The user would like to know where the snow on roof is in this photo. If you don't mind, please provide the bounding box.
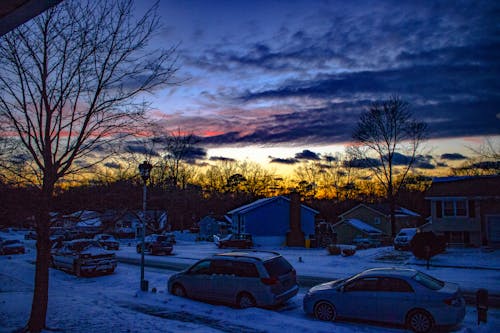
[227,196,319,215]
[396,207,420,217]
[76,217,102,228]
[344,218,383,234]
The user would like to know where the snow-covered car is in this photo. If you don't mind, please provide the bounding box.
[93,234,120,250]
[0,239,25,255]
[51,239,117,276]
[303,267,466,333]
[394,228,419,250]
[168,251,299,308]
[136,234,173,255]
[215,233,253,249]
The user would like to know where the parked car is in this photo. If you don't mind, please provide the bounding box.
[394,228,419,250]
[0,239,25,255]
[93,234,120,250]
[303,267,465,333]
[352,237,380,249]
[136,234,173,255]
[168,250,299,308]
[51,239,117,276]
[216,233,253,249]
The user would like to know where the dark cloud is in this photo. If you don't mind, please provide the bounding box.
[104,162,121,169]
[441,153,467,160]
[347,157,382,168]
[209,156,236,162]
[125,145,160,156]
[269,157,299,165]
[173,146,207,164]
[295,149,320,160]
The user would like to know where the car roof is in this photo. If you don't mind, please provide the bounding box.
[213,250,281,262]
[358,267,418,278]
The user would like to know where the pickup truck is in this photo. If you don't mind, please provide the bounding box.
[51,239,117,276]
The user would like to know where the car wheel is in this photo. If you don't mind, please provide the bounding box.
[237,292,256,309]
[407,309,434,333]
[314,301,337,321]
[171,283,186,297]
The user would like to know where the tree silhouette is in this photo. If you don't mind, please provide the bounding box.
[0,0,178,331]
[350,96,427,237]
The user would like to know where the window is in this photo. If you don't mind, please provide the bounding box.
[378,277,414,292]
[374,217,381,225]
[345,277,379,292]
[189,260,212,275]
[442,200,468,217]
[235,262,259,278]
[412,271,444,290]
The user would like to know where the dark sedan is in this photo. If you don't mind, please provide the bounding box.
[0,239,25,255]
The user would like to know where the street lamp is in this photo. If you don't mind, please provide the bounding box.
[138,160,152,291]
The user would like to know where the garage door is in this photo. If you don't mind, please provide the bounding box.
[487,216,500,247]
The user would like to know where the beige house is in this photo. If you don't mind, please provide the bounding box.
[333,203,421,245]
[423,176,500,247]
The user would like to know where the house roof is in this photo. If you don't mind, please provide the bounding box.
[426,175,500,198]
[227,196,319,215]
[339,203,420,218]
[335,218,383,235]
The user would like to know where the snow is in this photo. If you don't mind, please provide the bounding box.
[1,230,499,332]
[339,219,383,234]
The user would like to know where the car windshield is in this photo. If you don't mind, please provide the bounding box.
[264,256,292,277]
[412,271,445,290]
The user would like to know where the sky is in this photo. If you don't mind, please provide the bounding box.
[136,0,499,171]
[1,230,499,332]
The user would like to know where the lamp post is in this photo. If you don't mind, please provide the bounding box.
[138,160,152,291]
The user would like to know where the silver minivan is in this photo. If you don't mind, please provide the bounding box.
[168,251,299,308]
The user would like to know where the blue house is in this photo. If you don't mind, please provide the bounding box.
[198,215,231,241]
[227,195,318,247]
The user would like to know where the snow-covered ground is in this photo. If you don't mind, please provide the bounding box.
[1,230,499,332]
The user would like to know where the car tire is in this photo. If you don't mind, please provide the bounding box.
[237,292,256,309]
[407,309,434,333]
[171,283,186,297]
[314,301,337,321]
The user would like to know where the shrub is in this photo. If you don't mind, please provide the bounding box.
[327,244,341,255]
[410,231,447,260]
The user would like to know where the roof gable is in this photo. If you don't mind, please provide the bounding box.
[335,218,383,234]
[227,196,319,215]
[339,203,420,218]
[426,175,500,198]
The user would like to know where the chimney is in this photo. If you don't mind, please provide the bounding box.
[286,191,305,246]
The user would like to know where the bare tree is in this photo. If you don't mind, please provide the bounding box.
[0,1,178,331]
[452,137,500,176]
[350,96,427,237]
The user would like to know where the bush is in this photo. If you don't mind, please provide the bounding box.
[327,244,341,255]
[410,232,446,260]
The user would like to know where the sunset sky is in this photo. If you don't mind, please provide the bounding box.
[135,0,499,173]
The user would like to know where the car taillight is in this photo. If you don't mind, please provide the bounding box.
[261,277,279,285]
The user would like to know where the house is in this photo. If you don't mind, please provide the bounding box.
[112,210,168,238]
[197,215,231,241]
[333,203,421,245]
[423,176,500,247]
[226,193,318,247]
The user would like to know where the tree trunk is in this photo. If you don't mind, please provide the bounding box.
[389,194,396,238]
[27,183,53,332]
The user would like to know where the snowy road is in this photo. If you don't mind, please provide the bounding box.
[1,253,499,333]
